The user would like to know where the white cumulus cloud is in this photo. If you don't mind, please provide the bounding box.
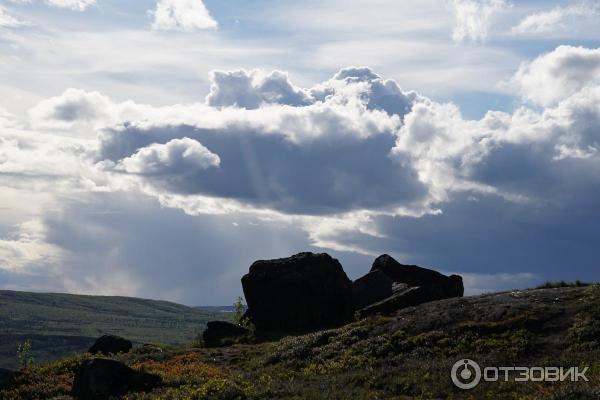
[393,75,600,207]
[511,45,600,107]
[206,70,312,109]
[117,137,221,175]
[151,0,218,32]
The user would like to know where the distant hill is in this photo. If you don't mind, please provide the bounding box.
[195,305,236,313]
[0,290,231,369]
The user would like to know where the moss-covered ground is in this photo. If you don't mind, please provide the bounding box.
[2,285,599,399]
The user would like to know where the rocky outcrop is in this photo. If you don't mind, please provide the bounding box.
[88,335,132,356]
[72,358,160,400]
[0,368,16,391]
[240,252,464,330]
[242,252,354,332]
[202,321,250,347]
[352,270,393,310]
[371,254,464,298]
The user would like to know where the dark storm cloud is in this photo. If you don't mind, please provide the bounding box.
[372,192,599,282]
[100,125,427,215]
[93,67,427,215]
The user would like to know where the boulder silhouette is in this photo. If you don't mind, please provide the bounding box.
[88,335,132,356]
[0,368,16,391]
[242,252,354,332]
[72,358,160,400]
[202,321,249,347]
[352,254,464,317]
[352,270,393,310]
[371,254,464,298]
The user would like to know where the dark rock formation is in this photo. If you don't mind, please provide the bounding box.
[0,368,16,391]
[242,252,354,332]
[371,254,464,298]
[202,321,250,347]
[352,270,393,310]
[351,254,464,317]
[88,335,132,356]
[72,358,160,400]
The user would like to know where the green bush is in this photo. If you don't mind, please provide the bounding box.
[233,296,256,335]
[16,340,34,369]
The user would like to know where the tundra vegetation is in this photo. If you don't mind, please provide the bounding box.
[1,254,598,399]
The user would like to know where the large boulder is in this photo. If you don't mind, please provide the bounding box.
[0,368,16,390]
[88,335,132,356]
[242,252,354,332]
[371,254,464,298]
[72,358,160,400]
[352,270,393,310]
[202,321,250,347]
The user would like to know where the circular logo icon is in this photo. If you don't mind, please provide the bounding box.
[451,359,481,390]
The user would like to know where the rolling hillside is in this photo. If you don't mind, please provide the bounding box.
[0,290,231,369]
[2,285,599,399]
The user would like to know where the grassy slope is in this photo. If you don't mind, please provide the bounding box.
[2,285,600,399]
[0,290,231,369]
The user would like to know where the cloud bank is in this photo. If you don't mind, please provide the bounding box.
[2,45,600,303]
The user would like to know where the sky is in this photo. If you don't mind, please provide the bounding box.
[0,0,599,305]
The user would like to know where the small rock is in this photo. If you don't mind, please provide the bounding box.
[72,358,160,400]
[392,282,411,293]
[202,320,249,347]
[136,343,163,354]
[88,335,133,356]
